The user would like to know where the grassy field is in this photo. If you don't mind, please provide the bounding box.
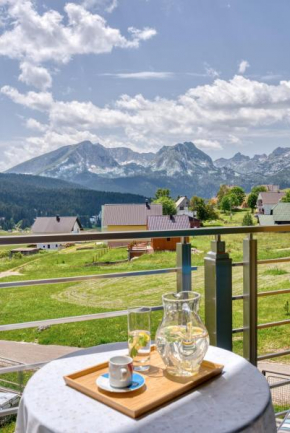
[2,210,290,431]
[1,211,290,357]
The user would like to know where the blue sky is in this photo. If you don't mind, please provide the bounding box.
[1,0,290,171]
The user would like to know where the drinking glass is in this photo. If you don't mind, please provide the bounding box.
[128,307,151,371]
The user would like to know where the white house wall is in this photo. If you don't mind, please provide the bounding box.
[263,204,275,215]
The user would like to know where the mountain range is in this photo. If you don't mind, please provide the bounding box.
[6,141,290,197]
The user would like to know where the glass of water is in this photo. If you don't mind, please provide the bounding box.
[128,307,151,371]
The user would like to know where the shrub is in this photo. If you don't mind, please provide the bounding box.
[242,212,254,226]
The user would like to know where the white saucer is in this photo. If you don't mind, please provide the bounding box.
[96,373,145,393]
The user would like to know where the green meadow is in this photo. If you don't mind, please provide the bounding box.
[1,211,290,360]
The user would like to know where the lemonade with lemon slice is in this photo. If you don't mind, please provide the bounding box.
[128,307,151,371]
[128,330,151,366]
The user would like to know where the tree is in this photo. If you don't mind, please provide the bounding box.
[251,185,267,195]
[154,188,171,200]
[190,196,205,210]
[281,190,290,202]
[220,194,239,213]
[247,185,267,213]
[153,196,177,215]
[230,186,245,206]
[242,212,254,226]
[217,185,230,206]
[220,195,231,213]
[190,195,218,221]
[247,192,258,213]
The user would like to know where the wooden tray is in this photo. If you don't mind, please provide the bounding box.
[64,347,223,419]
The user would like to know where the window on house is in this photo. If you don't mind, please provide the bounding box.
[167,238,170,241]
[48,245,50,249]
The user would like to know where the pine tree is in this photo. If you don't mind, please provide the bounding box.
[242,212,254,226]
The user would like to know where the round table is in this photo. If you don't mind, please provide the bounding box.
[15,344,276,433]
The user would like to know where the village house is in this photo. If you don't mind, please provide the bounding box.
[31,216,83,250]
[257,191,285,215]
[258,202,290,226]
[175,196,195,218]
[102,201,163,246]
[147,215,191,251]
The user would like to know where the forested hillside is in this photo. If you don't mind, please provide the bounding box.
[0,173,145,229]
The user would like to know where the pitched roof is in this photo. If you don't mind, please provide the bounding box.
[147,215,191,231]
[31,216,82,234]
[102,204,163,226]
[175,196,188,208]
[258,192,285,205]
[273,203,290,222]
[258,215,275,226]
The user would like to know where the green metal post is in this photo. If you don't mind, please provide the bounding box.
[176,238,192,292]
[243,234,258,366]
[204,235,232,350]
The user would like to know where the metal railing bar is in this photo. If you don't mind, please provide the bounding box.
[269,380,290,389]
[0,305,163,332]
[0,407,18,417]
[0,385,21,395]
[258,319,290,330]
[0,379,21,386]
[6,312,288,335]
[232,295,244,300]
[2,224,290,246]
[275,410,289,417]
[232,257,290,268]
[233,319,290,334]
[0,361,45,374]
[258,349,290,360]
[0,267,190,290]
[257,257,290,265]
[232,327,244,334]
[258,288,290,297]
[233,288,290,300]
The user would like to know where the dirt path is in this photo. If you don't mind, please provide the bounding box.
[0,270,22,279]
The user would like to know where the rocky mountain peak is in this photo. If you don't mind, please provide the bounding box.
[232,152,250,162]
[6,141,290,198]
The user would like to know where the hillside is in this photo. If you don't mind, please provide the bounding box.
[0,173,145,229]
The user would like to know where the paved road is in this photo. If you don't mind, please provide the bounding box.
[0,340,82,364]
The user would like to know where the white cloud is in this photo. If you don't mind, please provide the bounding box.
[0,2,156,64]
[194,139,222,150]
[19,62,52,90]
[204,65,220,78]
[82,0,118,13]
[102,71,174,79]
[128,27,157,41]
[26,118,48,132]
[3,75,290,166]
[0,86,53,111]
[238,60,250,74]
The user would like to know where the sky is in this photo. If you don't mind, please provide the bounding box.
[1,0,290,171]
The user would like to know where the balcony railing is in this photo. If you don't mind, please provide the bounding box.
[1,224,290,419]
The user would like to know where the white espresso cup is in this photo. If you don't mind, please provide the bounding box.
[109,355,133,388]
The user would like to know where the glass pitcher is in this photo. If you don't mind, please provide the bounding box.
[156,291,209,377]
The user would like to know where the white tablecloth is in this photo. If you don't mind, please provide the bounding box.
[15,346,276,433]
